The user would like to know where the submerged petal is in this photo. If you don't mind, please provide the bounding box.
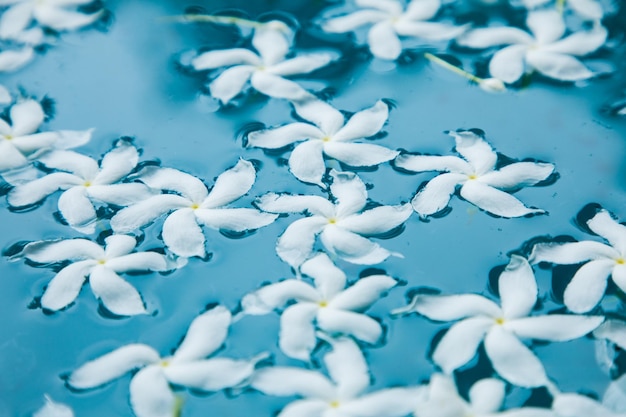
[393,21,466,41]
[173,305,232,362]
[432,317,493,373]
[89,266,146,316]
[280,303,319,360]
[251,367,335,399]
[498,255,537,319]
[0,47,34,72]
[460,181,544,217]
[129,366,176,417]
[33,5,102,31]
[162,208,206,258]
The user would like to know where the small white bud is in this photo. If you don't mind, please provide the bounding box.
[479,78,507,93]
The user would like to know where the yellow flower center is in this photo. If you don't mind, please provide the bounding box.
[318,301,328,307]
[97,259,106,265]
[160,360,170,367]
[468,174,477,180]
[495,317,505,325]
[3,134,12,140]
[257,65,266,71]
[322,136,331,142]
[329,401,340,408]
[617,258,625,265]
[191,203,199,210]
[328,218,337,224]
[83,181,92,187]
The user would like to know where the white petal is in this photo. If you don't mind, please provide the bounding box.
[276,217,328,268]
[300,253,347,300]
[58,187,96,233]
[277,399,329,417]
[0,47,34,72]
[530,241,617,264]
[10,99,43,136]
[594,319,626,350]
[484,326,548,387]
[247,122,323,149]
[324,142,399,167]
[613,264,626,292]
[251,367,335,399]
[317,308,383,343]
[106,254,169,273]
[457,27,533,48]
[12,133,59,156]
[320,226,393,265]
[203,159,255,207]
[164,357,256,391]
[367,21,402,60]
[322,10,387,33]
[393,21,467,41]
[603,374,626,413]
[563,259,614,313]
[411,173,465,216]
[469,378,505,414]
[252,25,290,66]
[289,140,327,186]
[7,172,81,207]
[587,209,626,255]
[542,25,607,56]
[34,396,74,417]
[94,140,139,185]
[394,154,470,173]
[209,65,254,104]
[341,388,426,417]
[396,294,501,320]
[488,44,528,84]
[138,166,207,202]
[339,204,411,236]
[256,193,335,217]
[33,6,102,31]
[195,208,277,231]
[404,0,441,20]
[432,317,493,373]
[460,181,544,217]
[526,51,594,81]
[129,366,177,417]
[23,239,103,263]
[69,344,160,389]
[87,183,155,206]
[40,261,92,311]
[480,162,555,189]
[322,337,369,399]
[39,150,99,179]
[450,130,497,174]
[192,49,261,70]
[419,374,466,417]
[526,10,565,44]
[0,2,34,39]
[162,208,206,258]
[568,0,604,20]
[552,393,612,417]
[506,315,603,341]
[0,140,28,171]
[268,53,337,77]
[89,266,146,316]
[241,280,319,315]
[103,235,137,264]
[250,71,310,101]
[279,303,319,360]
[499,255,537,319]
[329,275,396,311]
[110,195,189,233]
[292,97,345,135]
[173,305,231,362]
[330,170,367,217]
[332,100,389,142]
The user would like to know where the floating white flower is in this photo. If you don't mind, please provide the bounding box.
[0,46,34,72]
[321,0,467,60]
[241,252,396,360]
[18,234,178,315]
[247,98,398,187]
[8,139,150,233]
[33,395,73,417]
[251,336,425,417]
[393,255,603,387]
[515,0,604,21]
[415,374,554,417]
[0,99,91,180]
[68,306,266,417]
[530,207,626,313]
[394,129,555,218]
[256,169,412,268]
[111,159,278,258]
[190,20,338,104]
[456,10,607,83]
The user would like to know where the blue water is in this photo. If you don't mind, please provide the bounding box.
[1,0,625,416]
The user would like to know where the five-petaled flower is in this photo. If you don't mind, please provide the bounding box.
[68,306,267,417]
[456,10,607,84]
[393,255,603,387]
[247,98,398,187]
[321,0,467,60]
[394,129,555,218]
[256,169,412,268]
[530,207,626,313]
[111,159,278,258]
[18,234,178,316]
[241,252,396,360]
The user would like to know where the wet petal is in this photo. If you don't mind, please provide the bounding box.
[165,357,257,391]
[613,263,626,292]
[94,140,139,185]
[269,53,337,77]
[457,27,533,48]
[10,99,43,136]
[460,181,544,217]
[552,393,613,417]
[329,170,367,217]
[241,280,319,315]
[568,0,604,20]
[0,2,34,39]
[251,71,310,101]
[277,399,328,417]
[394,154,470,173]
[192,49,261,70]
[102,234,136,258]
[393,21,467,40]
[23,239,103,263]
[203,159,255,207]
[252,25,290,66]
[276,217,328,268]
[432,317,493,373]
[49,129,92,150]
[480,162,555,189]
[484,326,548,387]
[507,315,603,341]
[450,130,497,174]
[87,183,155,206]
[110,195,189,233]
[526,10,565,44]
[280,303,319,360]
[33,6,102,31]
[288,139,326,187]
[69,344,160,389]
[542,25,607,56]
[89,266,146,316]
[332,100,389,142]
[324,142,399,167]
[530,241,617,264]
[209,65,254,104]
[12,133,61,156]
[39,150,99,179]
[247,122,323,149]
[129,366,176,417]
[162,208,206,258]
[488,44,528,84]
[106,252,172,273]
[410,173,466,216]
[341,387,426,417]
[320,226,393,265]
[292,97,345,135]
[33,396,74,417]
[41,261,92,311]
[58,187,96,233]
[7,172,81,207]
[340,204,411,236]
[404,0,441,20]
[322,337,369,399]
[195,208,277,232]
[397,294,501,321]
[594,319,626,350]
[300,253,346,300]
[0,47,34,72]
[251,367,335,399]
[469,378,505,414]
[499,255,537,319]
[138,166,207,203]
[586,209,626,255]
[317,308,382,343]
[256,193,334,217]
[526,51,594,81]
[329,275,397,311]
[172,306,231,362]
[322,10,387,33]
[357,0,402,14]
[368,21,402,60]
[0,140,28,171]
[563,259,614,313]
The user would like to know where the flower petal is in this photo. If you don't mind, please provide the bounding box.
[317,308,383,343]
[162,208,206,258]
[506,315,603,341]
[613,263,626,292]
[320,226,393,265]
[94,140,139,185]
[393,21,466,41]
[499,255,537,319]
[563,259,614,313]
[526,51,594,81]
[394,154,470,173]
[324,142,399,166]
[247,122,324,149]
[68,344,160,389]
[23,239,103,263]
[410,173,465,216]
[0,47,34,72]
[340,388,427,417]
[110,195,189,233]
[7,172,81,207]
[102,234,136,258]
[129,366,177,417]
[256,193,335,217]
[0,2,34,40]
[33,5,102,31]
[367,21,402,60]
[195,208,278,232]
[460,181,544,217]
[457,27,533,48]
[530,241,617,264]
[398,294,501,321]
[332,100,389,142]
[339,204,411,236]
[209,65,254,104]
[58,187,96,233]
[11,132,56,155]
[300,253,346,300]
[594,319,626,350]
[480,162,555,189]
[40,261,92,311]
[252,367,335,399]
[250,71,310,101]
[292,97,345,135]
[404,0,441,20]
[484,326,548,387]
[10,99,43,136]
[192,49,261,70]
[568,0,604,20]
[202,159,255,207]
[450,130,497,174]
[322,10,387,33]
[87,183,156,206]
[164,357,256,391]
[469,378,505,414]
[0,140,28,171]
[39,150,99,179]
[252,25,290,66]
[586,209,626,255]
[33,396,74,417]
[279,303,319,360]
[276,217,328,268]
[542,25,607,56]
[268,53,337,77]
[330,170,367,217]
[488,44,528,84]
[322,337,369,399]
[173,305,232,362]
[288,139,327,187]
[432,317,493,373]
[138,166,207,202]
[552,393,613,417]
[277,399,329,417]
[241,280,319,315]
[329,275,397,311]
[526,10,565,44]
[89,266,146,316]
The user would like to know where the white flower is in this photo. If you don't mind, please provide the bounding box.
[514,0,604,21]
[530,207,626,313]
[393,255,603,387]
[251,336,425,417]
[0,46,34,72]
[18,234,179,315]
[394,129,555,218]
[0,99,91,177]
[7,139,150,233]
[552,380,626,417]
[0,0,103,45]
[111,159,278,258]
[594,319,626,350]
[321,0,467,60]
[33,395,74,417]
[247,98,398,187]
[241,252,396,360]
[256,169,412,268]
[415,374,555,417]
[190,21,338,104]
[457,10,607,83]
[68,306,266,417]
